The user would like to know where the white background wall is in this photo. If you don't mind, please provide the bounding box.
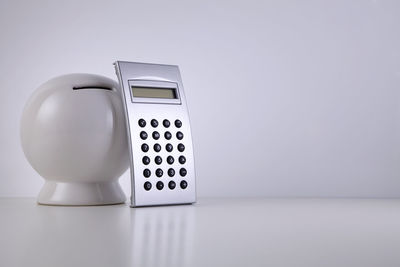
[0,0,399,198]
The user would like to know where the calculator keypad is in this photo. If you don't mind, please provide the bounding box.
[138,118,190,191]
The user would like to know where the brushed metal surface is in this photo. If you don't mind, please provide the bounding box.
[115,61,196,207]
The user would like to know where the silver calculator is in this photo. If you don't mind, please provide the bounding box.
[114,61,196,207]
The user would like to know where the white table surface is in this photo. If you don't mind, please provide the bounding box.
[1,197,400,267]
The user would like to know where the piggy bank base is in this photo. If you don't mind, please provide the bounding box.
[38,181,126,206]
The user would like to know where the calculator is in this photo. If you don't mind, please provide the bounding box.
[114,61,196,207]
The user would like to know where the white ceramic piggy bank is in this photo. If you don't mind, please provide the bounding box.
[20,73,129,205]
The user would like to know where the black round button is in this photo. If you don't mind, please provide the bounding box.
[177,143,185,152]
[156,168,163,177]
[143,169,151,178]
[138,119,146,127]
[141,143,149,152]
[140,131,148,140]
[168,180,176,190]
[176,131,184,140]
[152,131,160,140]
[142,156,150,165]
[153,143,161,152]
[175,119,182,128]
[164,131,172,140]
[151,119,158,127]
[156,181,164,190]
[180,180,188,189]
[165,143,173,152]
[179,156,186,164]
[155,156,162,165]
[168,168,175,177]
[163,119,170,128]
[144,182,152,191]
[180,168,187,177]
[167,156,174,165]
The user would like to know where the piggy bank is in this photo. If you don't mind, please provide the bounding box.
[20,73,129,205]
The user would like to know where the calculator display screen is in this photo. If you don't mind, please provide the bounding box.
[131,86,177,99]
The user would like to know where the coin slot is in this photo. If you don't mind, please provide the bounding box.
[73,86,112,90]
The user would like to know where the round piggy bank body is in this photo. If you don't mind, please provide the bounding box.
[20,73,129,205]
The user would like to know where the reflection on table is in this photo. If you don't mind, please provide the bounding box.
[130,205,195,267]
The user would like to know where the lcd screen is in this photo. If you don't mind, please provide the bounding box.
[131,86,177,99]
